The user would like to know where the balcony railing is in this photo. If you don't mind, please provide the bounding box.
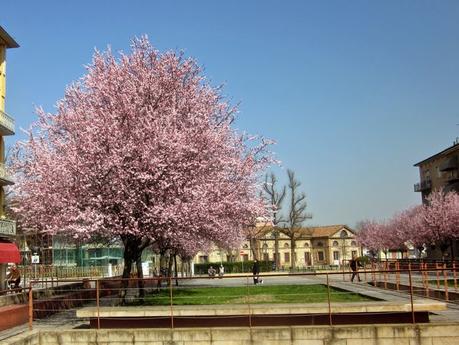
[414,179,432,192]
[0,109,15,135]
[0,162,14,185]
[0,218,16,236]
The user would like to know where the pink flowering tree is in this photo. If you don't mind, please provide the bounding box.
[394,206,428,257]
[356,220,382,259]
[422,190,459,258]
[11,37,273,296]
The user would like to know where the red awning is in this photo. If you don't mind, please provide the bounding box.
[0,242,21,263]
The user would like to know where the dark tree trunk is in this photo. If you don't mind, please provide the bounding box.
[450,238,455,262]
[173,254,179,286]
[119,234,150,304]
[168,254,173,286]
[290,237,296,271]
[250,237,259,261]
[135,254,145,300]
[274,231,280,270]
[440,242,449,261]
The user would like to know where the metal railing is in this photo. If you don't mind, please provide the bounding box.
[414,179,432,192]
[2,264,458,331]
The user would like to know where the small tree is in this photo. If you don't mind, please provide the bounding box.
[281,170,311,270]
[262,172,286,268]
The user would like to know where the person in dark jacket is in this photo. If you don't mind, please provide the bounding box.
[252,260,260,285]
[349,255,363,282]
[6,264,21,289]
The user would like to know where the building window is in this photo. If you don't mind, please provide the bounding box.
[351,250,357,258]
[333,251,339,261]
[304,242,310,248]
[243,244,249,249]
[333,241,339,247]
[263,253,269,261]
[199,256,208,263]
[242,254,249,262]
[351,241,357,247]
[284,243,290,248]
[304,252,311,265]
[340,230,348,238]
[317,242,323,247]
[284,252,290,263]
[318,251,324,261]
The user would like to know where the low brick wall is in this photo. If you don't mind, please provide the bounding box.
[3,323,459,345]
[0,304,28,332]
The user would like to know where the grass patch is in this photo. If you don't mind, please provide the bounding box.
[428,279,458,288]
[140,284,373,305]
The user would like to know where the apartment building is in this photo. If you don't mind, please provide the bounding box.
[414,140,459,203]
[0,26,19,289]
[414,140,459,259]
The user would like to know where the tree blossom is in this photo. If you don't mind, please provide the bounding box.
[11,37,273,287]
[422,190,459,257]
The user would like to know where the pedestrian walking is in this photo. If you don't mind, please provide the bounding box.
[252,259,260,285]
[349,255,363,282]
[218,265,224,278]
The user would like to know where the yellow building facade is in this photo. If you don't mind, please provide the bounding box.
[0,26,19,289]
[195,225,362,269]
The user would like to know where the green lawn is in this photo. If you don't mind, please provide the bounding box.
[428,279,459,288]
[141,284,373,305]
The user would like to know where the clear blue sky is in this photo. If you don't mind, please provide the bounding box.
[1,1,459,228]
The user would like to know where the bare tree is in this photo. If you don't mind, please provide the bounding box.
[263,172,286,269]
[281,169,312,270]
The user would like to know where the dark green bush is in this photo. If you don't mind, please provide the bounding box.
[194,260,275,275]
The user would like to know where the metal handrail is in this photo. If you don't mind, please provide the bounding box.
[22,265,457,331]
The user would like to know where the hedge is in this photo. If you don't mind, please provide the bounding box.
[194,260,275,275]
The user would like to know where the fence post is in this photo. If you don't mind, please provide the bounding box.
[396,261,400,291]
[408,263,415,324]
[247,276,252,328]
[454,262,458,292]
[28,282,33,331]
[383,261,387,290]
[326,273,332,326]
[363,261,367,283]
[96,279,100,329]
[443,263,449,301]
[436,263,440,289]
[425,263,430,298]
[371,261,376,287]
[169,276,174,329]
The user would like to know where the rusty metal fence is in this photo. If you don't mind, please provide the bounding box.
[1,264,458,331]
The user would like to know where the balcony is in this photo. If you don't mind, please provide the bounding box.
[0,109,15,135]
[440,156,458,172]
[414,179,432,192]
[445,170,459,183]
[0,162,14,185]
[0,218,16,236]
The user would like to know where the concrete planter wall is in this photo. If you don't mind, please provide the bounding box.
[4,324,459,345]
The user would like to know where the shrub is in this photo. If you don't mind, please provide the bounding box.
[194,260,274,275]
